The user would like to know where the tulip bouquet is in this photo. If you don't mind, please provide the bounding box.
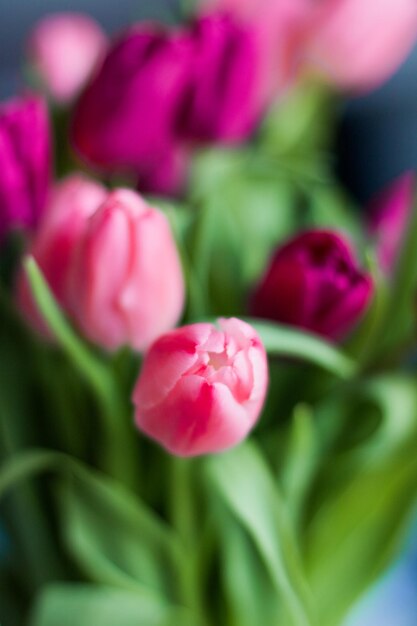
[2,2,417,626]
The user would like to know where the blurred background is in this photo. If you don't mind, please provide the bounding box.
[1,0,417,204]
[1,1,417,623]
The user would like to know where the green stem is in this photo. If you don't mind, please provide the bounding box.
[170,457,208,625]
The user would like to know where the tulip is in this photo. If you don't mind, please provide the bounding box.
[69,188,185,352]
[199,0,311,97]
[202,0,417,93]
[303,0,417,91]
[72,25,193,195]
[0,94,50,241]
[368,172,415,274]
[177,14,266,142]
[18,174,107,334]
[251,230,373,341]
[27,13,107,105]
[72,14,270,194]
[133,318,268,456]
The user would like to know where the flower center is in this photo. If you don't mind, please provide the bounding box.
[207,350,229,371]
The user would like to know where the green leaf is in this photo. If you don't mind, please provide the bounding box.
[247,319,356,379]
[281,405,318,526]
[30,584,200,626]
[59,467,180,596]
[206,442,314,626]
[214,504,284,626]
[0,450,182,599]
[259,81,336,157]
[22,256,114,406]
[305,376,417,626]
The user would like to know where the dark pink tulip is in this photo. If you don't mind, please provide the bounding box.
[368,172,415,274]
[133,318,268,457]
[72,25,193,196]
[0,94,51,240]
[251,230,374,341]
[28,13,107,105]
[177,14,266,143]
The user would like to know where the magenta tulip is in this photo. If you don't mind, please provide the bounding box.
[368,172,415,274]
[251,230,374,341]
[27,13,107,104]
[0,94,51,240]
[133,318,268,457]
[72,25,193,195]
[72,14,269,194]
[177,14,266,142]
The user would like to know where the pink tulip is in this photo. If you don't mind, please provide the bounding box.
[303,0,417,91]
[69,188,185,352]
[368,172,415,274]
[133,318,268,457]
[28,12,107,104]
[19,177,185,351]
[251,230,374,341]
[200,0,310,98]
[18,174,107,334]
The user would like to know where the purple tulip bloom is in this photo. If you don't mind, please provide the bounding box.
[251,230,374,341]
[72,25,194,196]
[72,15,267,196]
[177,14,264,143]
[0,94,51,240]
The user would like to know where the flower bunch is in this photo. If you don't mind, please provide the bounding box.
[1,4,417,626]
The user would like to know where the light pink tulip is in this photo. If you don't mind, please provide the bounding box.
[18,174,107,334]
[304,0,417,91]
[133,318,268,457]
[70,189,185,352]
[28,13,107,104]
[202,0,417,92]
[368,172,415,274]
[19,176,184,351]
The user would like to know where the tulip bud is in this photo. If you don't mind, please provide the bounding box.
[27,13,107,105]
[70,189,185,352]
[304,0,417,92]
[133,318,268,457]
[72,25,193,195]
[18,174,107,334]
[177,14,265,142]
[251,230,374,341]
[368,172,415,274]
[0,94,50,241]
